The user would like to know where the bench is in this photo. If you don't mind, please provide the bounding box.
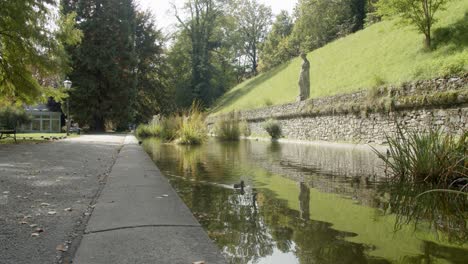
[0,127,17,143]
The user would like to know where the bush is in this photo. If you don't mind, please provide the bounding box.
[374,126,467,187]
[263,119,282,139]
[177,103,207,145]
[214,112,240,141]
[0,106,31,128]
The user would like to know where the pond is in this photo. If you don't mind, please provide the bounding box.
[143,138,467,264]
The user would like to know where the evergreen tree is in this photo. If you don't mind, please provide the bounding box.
[63,0,137,131]
[134,11,174,123]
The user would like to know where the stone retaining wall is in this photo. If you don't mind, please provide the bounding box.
[206,75,468,144]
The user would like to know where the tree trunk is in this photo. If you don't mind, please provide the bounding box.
[92,115,105,132]
[424,32,431,49]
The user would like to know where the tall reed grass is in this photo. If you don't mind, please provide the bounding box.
[375,126,467,242]
[136,102,206,145]
[214,112,241,141]
[177,103,207,145]
[374,126,467,188]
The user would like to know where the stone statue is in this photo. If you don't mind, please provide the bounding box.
[297,52,310,101]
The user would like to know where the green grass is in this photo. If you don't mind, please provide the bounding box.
[0,133,78,144]
[211,0,468,114]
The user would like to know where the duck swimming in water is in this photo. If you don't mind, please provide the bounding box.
[233,180,245,189]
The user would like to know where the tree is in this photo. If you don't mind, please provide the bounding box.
[0,0,81,104]
[259,11,294,71]
[376,0,450,48]
[63,0,138,131]
[174,0,221,107]
[230,0,273,76]
[134,11,174,123]
[290,0,367,52]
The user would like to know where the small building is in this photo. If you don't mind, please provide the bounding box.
[19,105,62,133]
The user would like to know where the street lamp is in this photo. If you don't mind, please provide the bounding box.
[63,79,72,136]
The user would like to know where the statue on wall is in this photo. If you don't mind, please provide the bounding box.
[297,52,310,101]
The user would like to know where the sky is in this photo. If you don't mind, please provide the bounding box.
[135,0,298,35]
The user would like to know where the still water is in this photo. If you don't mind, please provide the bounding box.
[143,138,467,264]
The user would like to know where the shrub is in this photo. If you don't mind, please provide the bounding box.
[177,103,207,145]
[214,112,240,141]
[0,106,31,128]
[263,98,273,107]
[262,119,282,139]
[374,126,467,187]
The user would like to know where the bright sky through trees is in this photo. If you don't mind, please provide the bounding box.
[136,0,297,34]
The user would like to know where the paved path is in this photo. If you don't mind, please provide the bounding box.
[0,135,225,264]
[73,135,226,264]
[0,135,125,264]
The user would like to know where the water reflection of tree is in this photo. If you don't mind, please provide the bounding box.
[378,183,467,244]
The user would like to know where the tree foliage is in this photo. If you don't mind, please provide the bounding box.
[229,0,273,76]
[290,0,368,52]
[174,0,221,107]
[375,0,451,48]
[259,11,294,71]
[171,0,238,108]
[0,0,81,104]
[63,0,138,131]
[134,11,174,123]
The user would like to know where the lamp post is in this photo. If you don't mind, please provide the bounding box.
[63,79,72,136]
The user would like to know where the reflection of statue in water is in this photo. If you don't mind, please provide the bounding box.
[299,182,310,220]
[297,52,310,101]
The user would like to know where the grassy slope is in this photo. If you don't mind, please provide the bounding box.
[211,0,468,114]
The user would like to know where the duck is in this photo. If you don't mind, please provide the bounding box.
[233,180,245,189]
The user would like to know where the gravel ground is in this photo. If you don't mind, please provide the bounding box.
[0,135,125,264]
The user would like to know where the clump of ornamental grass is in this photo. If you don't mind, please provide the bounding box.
[176,102,207,145]
[375,126,467,243]
[374,126,467,188]
[136,123,161,138]
[262,119,282,139]
[239,119,251,137]
[214,111,240,141]
[159,115,182,141]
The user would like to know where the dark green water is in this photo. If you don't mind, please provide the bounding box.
[143,138,467,264]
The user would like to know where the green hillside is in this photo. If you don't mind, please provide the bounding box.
[211,0,468,114]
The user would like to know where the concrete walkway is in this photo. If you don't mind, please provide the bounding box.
[73,135,226,264]
[0,134,125,264]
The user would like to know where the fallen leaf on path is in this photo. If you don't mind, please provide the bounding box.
[31,233,40,237]
[64,208,72,212]
[56,244,67,252]
[162,194,169,197]
[35,228,44,233]
[193,261,205,264]
[47,211,57,215]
